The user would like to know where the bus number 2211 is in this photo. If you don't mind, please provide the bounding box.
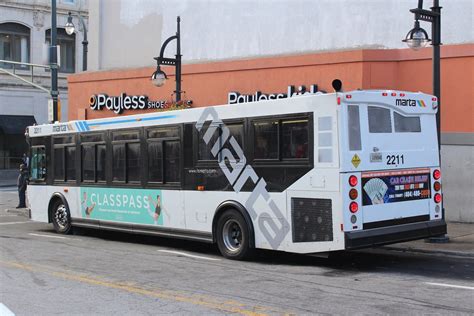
[386,154,404,165]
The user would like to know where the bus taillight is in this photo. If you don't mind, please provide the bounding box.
[434,181,441,191]
[349,175,358,187]
[349,188,358,200]
[349,202,359,213]
[434,193,442,204]
[433,169,441,180]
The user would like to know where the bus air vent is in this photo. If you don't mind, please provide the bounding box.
[291,198,333,243]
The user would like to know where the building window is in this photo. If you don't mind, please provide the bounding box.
[45,28,75,73]
[0,23,30,69]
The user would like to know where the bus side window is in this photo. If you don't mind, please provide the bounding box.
[112,130,140,183]
[80,133,106,183]
[30,146,46,181]
[219,123,244,164]
[348,105,362,151]
[253,120,279,160]
[368,106,392,133]
[281,119,309,159]
[197,126,219,161]
[147,126,181,184]
[53,135,76,182]
[54,147,65,181]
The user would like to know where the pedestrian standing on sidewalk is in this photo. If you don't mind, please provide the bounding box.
[17,164,28,209]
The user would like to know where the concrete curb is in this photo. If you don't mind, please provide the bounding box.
[6,208,30,218]
[0,184,16,188]
[381,245,474,259]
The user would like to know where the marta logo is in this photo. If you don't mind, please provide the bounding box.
[395,99,417,107]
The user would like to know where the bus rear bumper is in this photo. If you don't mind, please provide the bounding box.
[344,220,447,250]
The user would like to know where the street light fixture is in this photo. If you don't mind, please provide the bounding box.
[65,11,88,71]
[403,20,430,50]
[151,16,182,102]
[151,66,167,87]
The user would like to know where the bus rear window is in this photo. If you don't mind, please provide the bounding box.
[368,106,391,133]
[394,112,421,133]
[348,105,361,150]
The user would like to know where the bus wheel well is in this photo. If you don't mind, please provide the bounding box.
[48,193,69,224]
[212,201,255,248]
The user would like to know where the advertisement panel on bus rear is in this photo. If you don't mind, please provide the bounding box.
[80,187,163,225]
[362,168,431,206]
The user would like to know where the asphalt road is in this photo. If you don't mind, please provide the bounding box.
[1,188,473,315]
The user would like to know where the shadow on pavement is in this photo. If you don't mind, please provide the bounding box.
[35,226,473,283]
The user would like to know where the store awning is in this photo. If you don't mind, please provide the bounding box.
[0,115,36,135]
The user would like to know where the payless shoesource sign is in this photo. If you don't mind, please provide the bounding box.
[228,84,323,104]
[89,93,169,114]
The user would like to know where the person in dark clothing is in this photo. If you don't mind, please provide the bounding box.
[17,164,28,208]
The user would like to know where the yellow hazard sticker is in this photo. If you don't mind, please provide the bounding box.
[351,154,361,168]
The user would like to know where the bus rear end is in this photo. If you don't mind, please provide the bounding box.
[339,90,446,249]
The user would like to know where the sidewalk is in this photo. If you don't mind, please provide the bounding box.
[0,169,18,187]
[382,222,474,258]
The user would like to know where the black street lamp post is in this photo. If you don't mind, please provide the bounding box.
[151,16,182,103]
[65,11,88,71]
[403,0,442,151]
[50,0,59,122]
[404,0,448,242]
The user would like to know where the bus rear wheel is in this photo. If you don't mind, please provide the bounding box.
[51,200,72,234]
[216,209,252,260]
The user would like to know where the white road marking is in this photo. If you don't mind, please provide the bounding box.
[0,302,15,316]
[0,221,29,225]
[425,282,474,290]
[158,250,221,261]
[28,233,68,239]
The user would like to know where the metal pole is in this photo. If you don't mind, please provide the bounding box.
[432,0,441,151]
[175,16,181,103]
[50,0,59,122]
[431,0,448,230]
[78,15,88,71]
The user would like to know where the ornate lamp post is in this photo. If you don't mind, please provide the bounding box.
[65,11,88,71]
[50,0,59,122]
[151,16,182,103]
[404,0,448,242]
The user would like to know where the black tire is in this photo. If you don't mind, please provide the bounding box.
[51,199,72,234]
[216,209,253,260]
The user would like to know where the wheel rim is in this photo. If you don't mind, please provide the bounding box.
[54,204,68,230]
[222,219,243,253]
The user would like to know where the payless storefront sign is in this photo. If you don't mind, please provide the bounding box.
[89,93,168,114]
[228,84,322,104]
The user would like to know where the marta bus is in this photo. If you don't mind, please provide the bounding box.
[26,86,446,259]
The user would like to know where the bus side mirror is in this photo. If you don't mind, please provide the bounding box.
[332,79,343,92]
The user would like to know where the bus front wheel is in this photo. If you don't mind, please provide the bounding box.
[51,199,72,234]
[216,209,252,260]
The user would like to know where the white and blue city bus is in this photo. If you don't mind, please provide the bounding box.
[26,87,446,259]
